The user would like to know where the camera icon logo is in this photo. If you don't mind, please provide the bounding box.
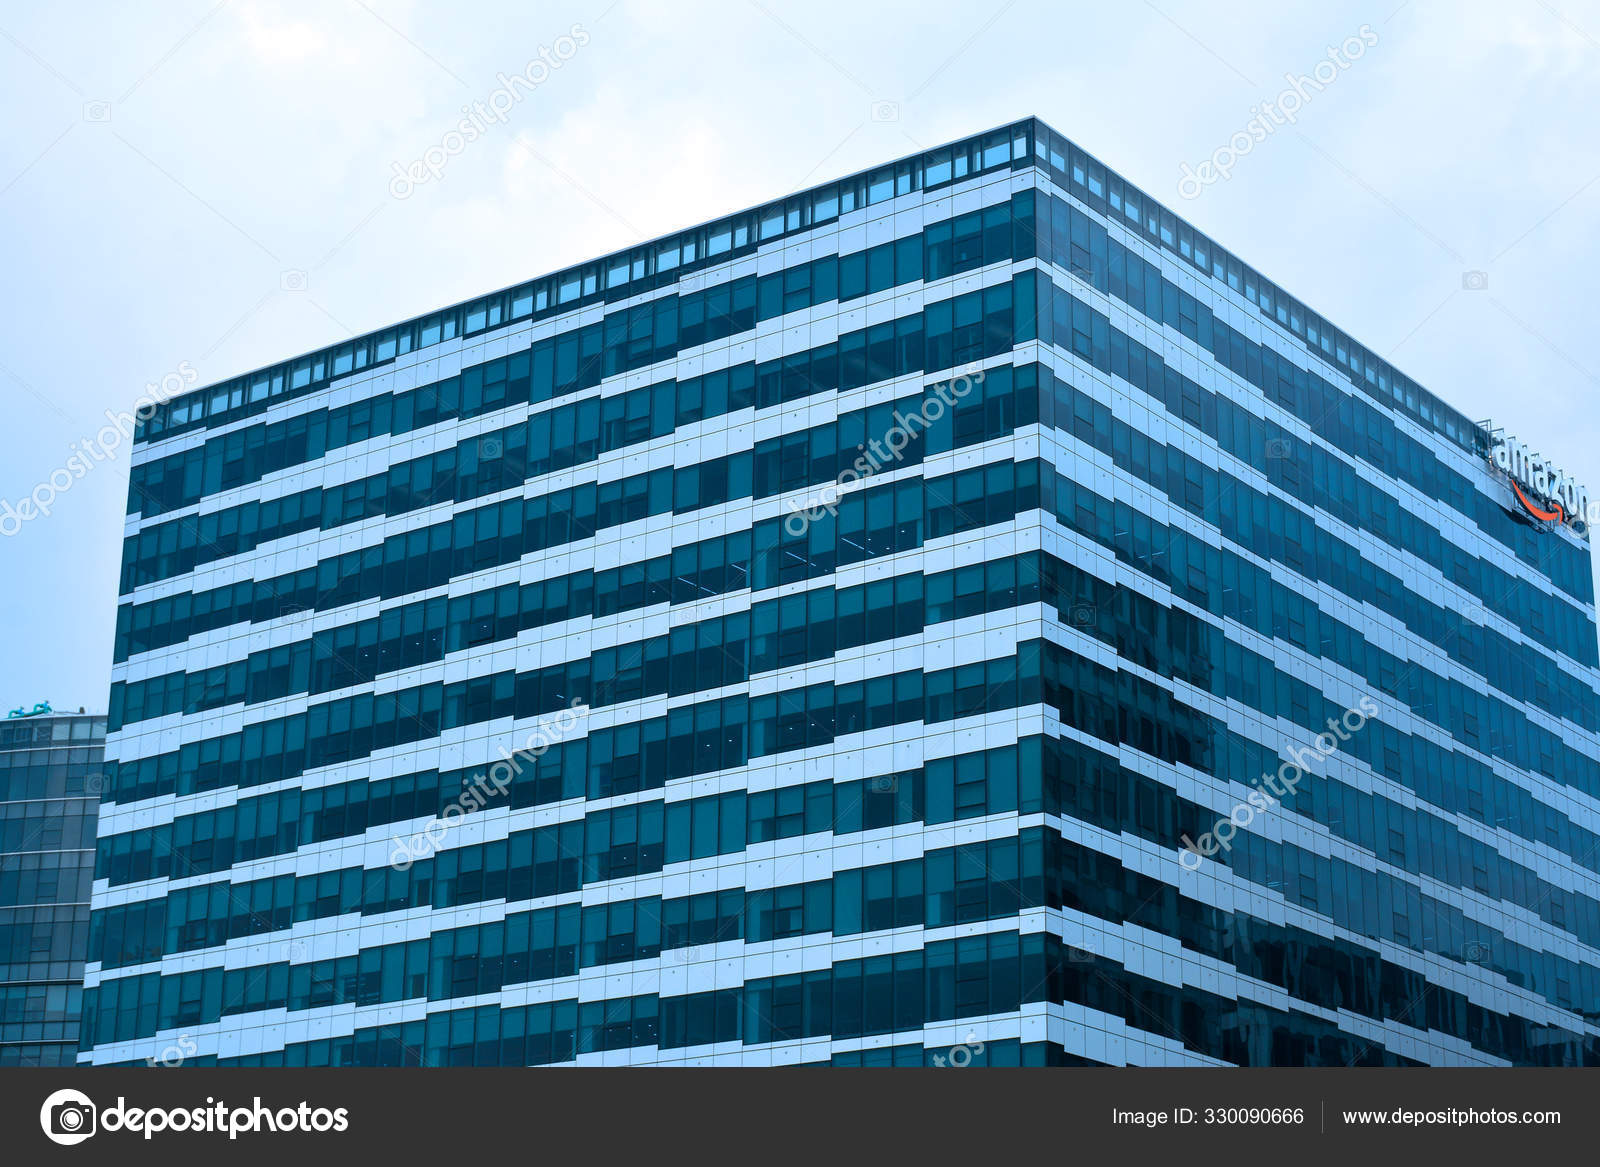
[870,100,900,122]
[280,269,308,292]
[868,774,899,794]
[40,1088,97,1146]
[1461,270,1489,291]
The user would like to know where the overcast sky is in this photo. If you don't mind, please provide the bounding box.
[2,0,1598,714]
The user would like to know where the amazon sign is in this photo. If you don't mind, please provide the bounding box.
[1491,435,1588,527]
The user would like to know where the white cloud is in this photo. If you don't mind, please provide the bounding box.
[236,0,332,64]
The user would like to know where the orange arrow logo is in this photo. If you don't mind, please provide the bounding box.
[1510,478,1565,523]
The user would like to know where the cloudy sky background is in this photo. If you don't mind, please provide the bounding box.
[2,0,1597,712]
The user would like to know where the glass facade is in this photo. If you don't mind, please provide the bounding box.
[1,711,103,1065]
[86,118,1600,1066]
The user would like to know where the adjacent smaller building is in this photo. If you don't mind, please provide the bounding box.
[0,706,103,1066]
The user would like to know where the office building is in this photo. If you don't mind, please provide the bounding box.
[83,118,1600,1065]
[2,707,102,1065]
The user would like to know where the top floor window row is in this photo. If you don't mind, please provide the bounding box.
[1028,121,1482,457]
[135,126,1034,446]
[133,118,1485,464]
